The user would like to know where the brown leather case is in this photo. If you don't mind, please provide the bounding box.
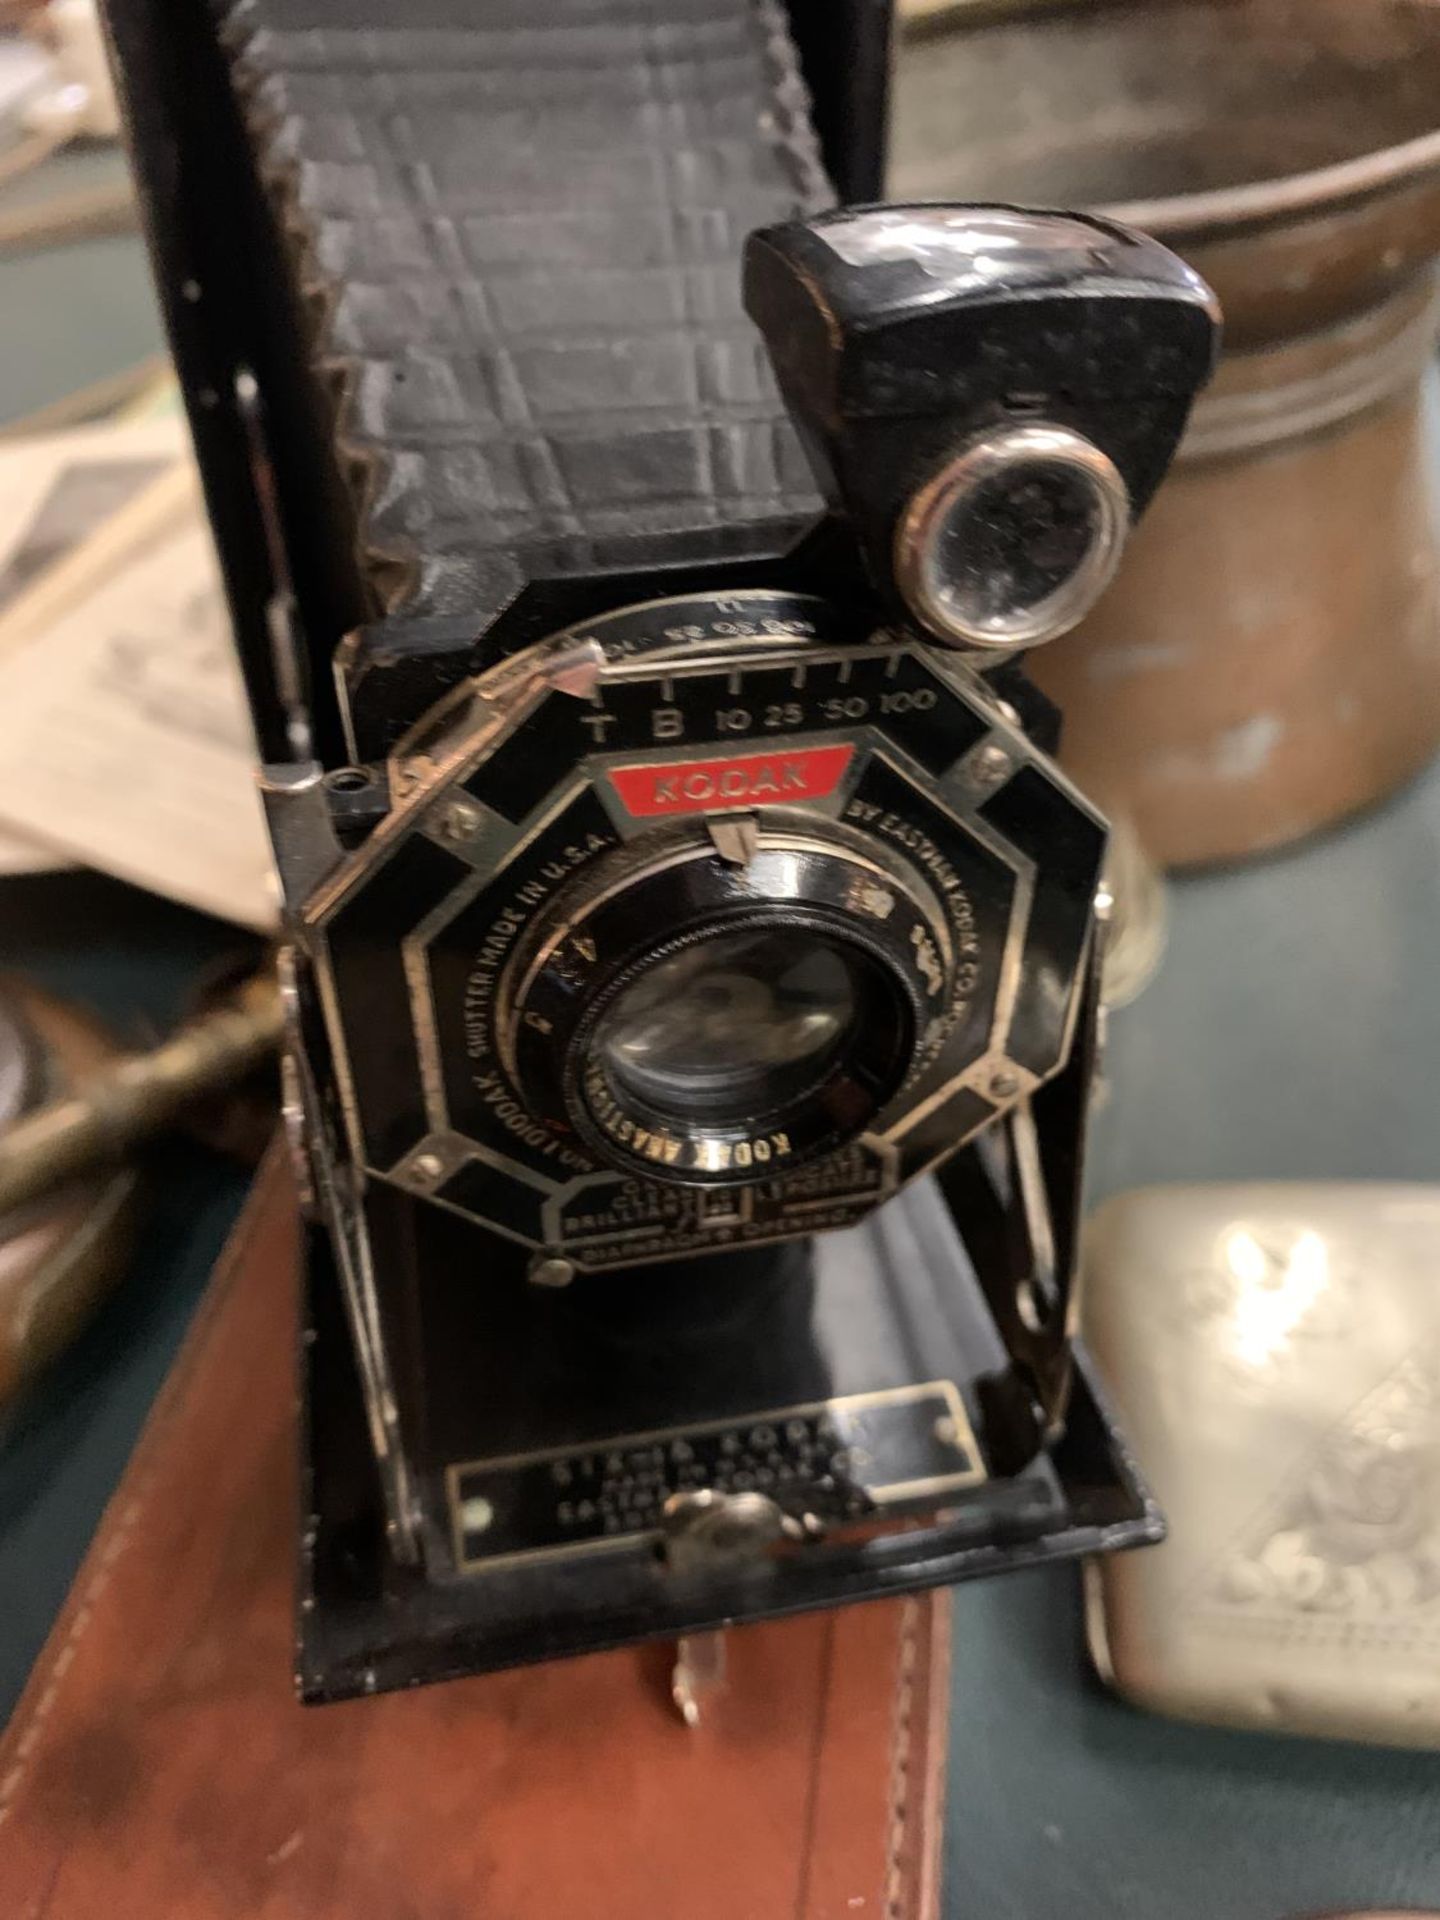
[0,1149,951,1919]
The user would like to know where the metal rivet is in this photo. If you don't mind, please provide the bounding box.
[529,1254,576,1289]
[973,744,1012,784]
[989,1069,1020,1100]
[459,1495,494,1534]
[438,798,483,843]
[411,1151,444,1183]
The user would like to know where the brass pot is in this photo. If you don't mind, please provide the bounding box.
[893,0,1440,863]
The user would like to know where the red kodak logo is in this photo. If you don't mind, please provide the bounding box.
[608,744,853,819]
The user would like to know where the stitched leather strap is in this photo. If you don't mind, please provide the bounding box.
[0,1147,950,1919]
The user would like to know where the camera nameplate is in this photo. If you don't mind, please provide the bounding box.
[445,1379,986,1575]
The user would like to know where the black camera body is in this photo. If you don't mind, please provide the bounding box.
[106,0,1217,1698]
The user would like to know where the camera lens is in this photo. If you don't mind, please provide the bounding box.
[577,909,912,1183]
[507,829,949,1186]
[596,927,861,1131]
[896,422,1129,652]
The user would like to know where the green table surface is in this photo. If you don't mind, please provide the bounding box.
[2,180,1440,1920]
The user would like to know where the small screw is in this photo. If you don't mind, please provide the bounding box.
[529,1254,576,1289]
[989,1069,1020,1100]
[972,743,1012,785]
[410,1151,445,1184]
[438,798,484,843]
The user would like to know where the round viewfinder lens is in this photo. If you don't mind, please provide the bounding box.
[933,461,1105,632]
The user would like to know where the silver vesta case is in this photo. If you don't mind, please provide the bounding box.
[1084,1182,1440,1747]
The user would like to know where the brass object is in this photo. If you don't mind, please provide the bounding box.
[0,971,282,1218]
[0,1167,139,1406]
[0,981,141,1406]
[892,0,1440,863]
[0,969,282,1405]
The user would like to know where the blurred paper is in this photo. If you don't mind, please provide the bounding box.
[0,420,191,880]
[0,832,69,877]
[0,475,278,929]
[0,38,48,126]
[0,416,187,606]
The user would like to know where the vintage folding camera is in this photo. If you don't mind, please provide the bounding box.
[106,0,1217,1698]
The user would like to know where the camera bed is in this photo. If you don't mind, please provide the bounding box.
[300,1173,1158,1700]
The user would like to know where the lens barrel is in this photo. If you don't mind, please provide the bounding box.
[504,824,950,1187]
[595,926,862,1130]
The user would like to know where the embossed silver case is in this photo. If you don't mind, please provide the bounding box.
[1083,1182,1440,1747]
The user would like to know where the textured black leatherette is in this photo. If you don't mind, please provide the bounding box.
[217,0,831,640]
